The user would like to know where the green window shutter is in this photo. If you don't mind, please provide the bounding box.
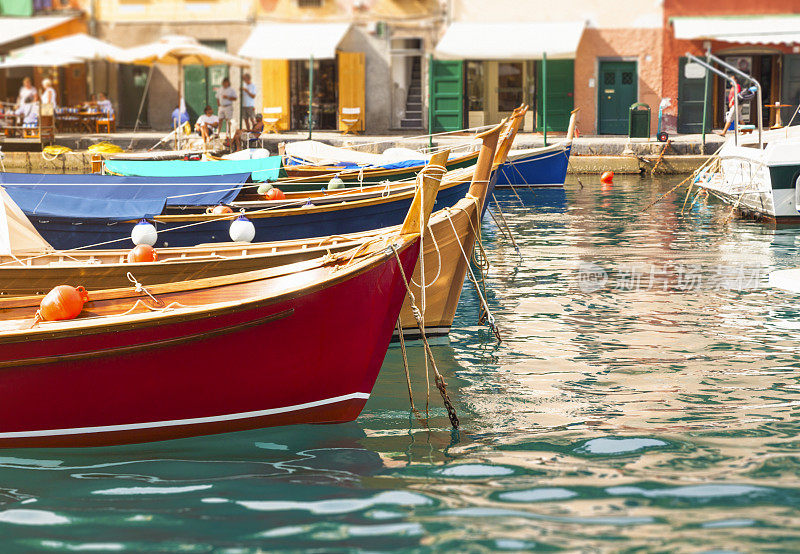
[537,59,574,133]
[429,59,463,133]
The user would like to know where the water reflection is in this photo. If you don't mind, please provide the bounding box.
[0,175,799,550]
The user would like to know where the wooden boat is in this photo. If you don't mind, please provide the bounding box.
[494,109,577,189]
[14,163,473,250]
[103,155,283,182]
[0,161,444,448]
[277,145,481,191]
[0,110,525,342]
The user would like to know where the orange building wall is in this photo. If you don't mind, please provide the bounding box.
[661,0,800,121]
[574,27,663,134]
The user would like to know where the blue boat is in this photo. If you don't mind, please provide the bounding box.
[7,171,473,250]
[494,142,571,189]
[0,172,249,218]
[103,156,283,182]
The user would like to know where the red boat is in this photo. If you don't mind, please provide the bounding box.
[0,165,442,448]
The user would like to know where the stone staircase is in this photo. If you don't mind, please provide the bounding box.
[400,57,423,129]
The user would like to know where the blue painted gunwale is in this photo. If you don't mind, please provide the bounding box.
[495,144,571,188]
[27,179,472,250]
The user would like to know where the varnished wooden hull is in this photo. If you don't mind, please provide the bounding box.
[278,151,479,190]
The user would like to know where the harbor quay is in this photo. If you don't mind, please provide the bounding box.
[0,130,719,175]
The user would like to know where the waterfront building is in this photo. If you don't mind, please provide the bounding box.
[432,0,664,135]
[0,0,87,106]
[663,0,800,134]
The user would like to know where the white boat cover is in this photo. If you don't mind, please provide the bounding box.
[284,141,476,167]
[671,15,800,45]
[434,21,585,60]
[0,186,53,256]
[222,148,272,161]
[238,23,350,60]
[0,16,76,49]
[284,141,428,166]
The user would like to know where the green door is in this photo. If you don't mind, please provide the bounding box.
[677,57,712,134]
[429,59,463,133]
[782,54,800,126]
[118,64,149,128]
[183,40,228,123]
[598,61,637,135]
[537,59,574,132]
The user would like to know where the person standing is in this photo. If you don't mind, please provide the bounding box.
[718,79,742,137]
[241,72,257,131]
[216,77,237,134]
[40,78,57,107]
[15,77,38,127]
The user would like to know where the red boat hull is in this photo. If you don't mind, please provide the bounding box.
[0,242,419,448]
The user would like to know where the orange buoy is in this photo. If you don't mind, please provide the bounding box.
[266,188,285,201]
[127,244,158,263]
[38,285,89,322]
[600,171,614,184]
[208,205,233,215]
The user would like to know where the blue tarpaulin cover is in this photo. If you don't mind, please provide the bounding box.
[103,156,282,182]
[0,172,249,221]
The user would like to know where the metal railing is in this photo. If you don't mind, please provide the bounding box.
[686,53,763,149]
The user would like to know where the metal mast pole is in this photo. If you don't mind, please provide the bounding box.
[542,51,547,147]
[308,54,314,140]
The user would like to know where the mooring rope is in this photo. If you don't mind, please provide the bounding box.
[444,207,501,343]
[390,244,459,429]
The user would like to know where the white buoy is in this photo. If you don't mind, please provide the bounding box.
[328,175,345,190]
[229,215,256,243]
[257,182,273,196]
[131,219,157,246]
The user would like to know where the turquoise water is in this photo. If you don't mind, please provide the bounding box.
[3,175,800,551]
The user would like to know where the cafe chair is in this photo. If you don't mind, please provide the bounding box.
[340,107,361,135]
[96,113,115,133]
[262,107,282,134]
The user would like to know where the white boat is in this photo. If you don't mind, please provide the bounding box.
[695,126,800,222]
[686,54,800,222]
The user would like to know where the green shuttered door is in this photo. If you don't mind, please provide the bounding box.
[598,61,637,135]
[677,57,712,134]
[537,59,574,132]
[430,60,464,133]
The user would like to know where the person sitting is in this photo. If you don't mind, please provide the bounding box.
[97,92,114,117]
[232,113,264,151]
[195,105,220,141]
[172,105,190,129]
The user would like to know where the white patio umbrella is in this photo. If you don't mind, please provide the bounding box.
[11,33,125,61]
[0,50,81,68]
[115,35,250,111]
